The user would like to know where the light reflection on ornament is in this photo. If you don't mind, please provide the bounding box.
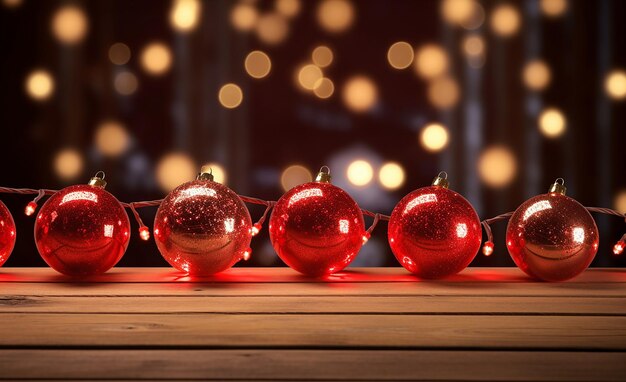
[403,194,437,214]
[456,223,468,238]
[224,218,235,233]
[289,188,323,206]
[339,219,349,234]
[175,187,217,202]
[103,224,114,238]
[523,200,552,221]
[60,191,97,205]
[572,227,585,244]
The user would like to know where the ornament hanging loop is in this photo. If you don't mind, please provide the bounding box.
[315,165,332,183]
[88,171,107,188]
[432,171,449,188]
[549,178,566,195]
[197,166,215,182]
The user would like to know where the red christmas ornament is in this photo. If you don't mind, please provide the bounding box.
[0,200,16,267]
[154,169,252,276]
[269,167,366,276]
[34,173,131,276]
[506,179,599,281]
[388,172,482,279]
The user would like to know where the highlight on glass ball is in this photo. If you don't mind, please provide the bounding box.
[388,172,482,279]
[269,166,366,276]
[506,178,599,281]
[0,200,16,267]
[33,172,131,276]
[153,166,253,276]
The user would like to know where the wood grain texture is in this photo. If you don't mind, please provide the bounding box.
[2,313,626,349]
[1,350,625,381]
[0,267,625,381]
[2,295,626,314]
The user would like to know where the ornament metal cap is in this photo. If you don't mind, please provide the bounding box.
[197,166,215,182]
[315,166,332,183]
[431,171,449,189]
[88,171,107,188]
[549,178,566,195]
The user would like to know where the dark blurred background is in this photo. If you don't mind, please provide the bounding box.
[0,0,624,268]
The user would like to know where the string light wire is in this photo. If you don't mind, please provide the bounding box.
[0,184,623,254]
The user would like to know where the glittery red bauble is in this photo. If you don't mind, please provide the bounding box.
[154,179,252,276]
[269,181,365,276]
[34,185,131,276]
[0,201,16,267]
[506,192,599,281]
[388,186,481,279]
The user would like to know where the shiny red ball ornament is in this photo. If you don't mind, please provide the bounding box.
[34,173,131,276]
[388,172,482,279]
[269,167,366,276]
[506,179,599,281]
[0,200,16,267]
[154,169,252,276]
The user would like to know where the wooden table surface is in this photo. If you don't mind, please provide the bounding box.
[0,267,625,381]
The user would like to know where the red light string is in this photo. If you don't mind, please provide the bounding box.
[361,208,390,243]
[1,184,624,255]
[480,208,626,256]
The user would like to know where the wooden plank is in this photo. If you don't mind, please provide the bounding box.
[1,267,626,283]
[0,350,624,381]
[1,313,625,349]
[2,281,626,297]
[2,295,626,315]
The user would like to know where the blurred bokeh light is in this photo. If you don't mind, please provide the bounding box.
[297,64,324,91]
[218,83,244,109]
[478,146,517,188]
[538,108,567,138]
[378,162,405,190]
[25,70,54,101]
[108,43,131,66]
[420,123,449,152]
[490,4,521,37]
[540,0,568,17]
[523,60,551,91]
[317,0,354,33]
[347,159,374,187]
[140,42,172,75]
[387,42,414,70]
[169,0,201,33]
[95,121,131,158]
[312,45,334,68]
[313,77,334,99]
[256,12,289,45]
[231,3,258,32]
[54,149,84,181]
[281,165,312,191]
[156,153,196,192]
[605,70,626,100]
[51,5,88,45]
[114,71,139,96]
[245,50,272,79]
[342,76,378,112]
[414,44,449,80]
[276,0,301,19]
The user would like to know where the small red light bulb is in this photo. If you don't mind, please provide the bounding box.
[482,241,494,256]
[251,223,261,236]
[362,231,371,244]
[139,226,151,241]
[613,240,625,255]
[24,201,37,216]
[242,248,252,261]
